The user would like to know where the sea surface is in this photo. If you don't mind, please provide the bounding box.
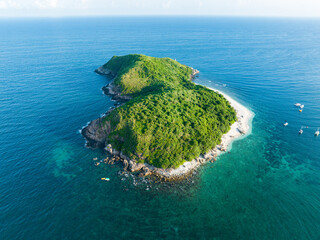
[0,17,320,239]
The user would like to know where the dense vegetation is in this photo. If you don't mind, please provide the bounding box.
[102,54,193,95]
[101,54,236,168]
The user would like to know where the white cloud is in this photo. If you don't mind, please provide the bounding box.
[135,0,146,8]
[162,0,172,9]
[78,0,89,9]
[0,1,8,9]
[237,0,252,6]
[2,0,21,8]
[33,0,59,9]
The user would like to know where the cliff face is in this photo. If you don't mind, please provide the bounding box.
[82,64,131,148]
[81,67,115,148]
[82,117,111,148]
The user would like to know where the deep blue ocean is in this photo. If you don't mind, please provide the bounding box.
[0,17,320,239]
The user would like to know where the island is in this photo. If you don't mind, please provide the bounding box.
[82,54,253,180]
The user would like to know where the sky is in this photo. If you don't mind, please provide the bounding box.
[1,0,320,18]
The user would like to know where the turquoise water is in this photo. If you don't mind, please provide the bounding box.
[0,17,320,239]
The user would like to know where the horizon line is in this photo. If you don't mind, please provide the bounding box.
[1,14,320,19]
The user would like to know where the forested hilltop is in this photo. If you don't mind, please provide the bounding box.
[85,54,236,169]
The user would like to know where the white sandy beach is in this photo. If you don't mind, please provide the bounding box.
[209,86,254,153]
[154,86,254,178]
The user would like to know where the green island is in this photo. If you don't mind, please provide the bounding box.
[83,54,237,169]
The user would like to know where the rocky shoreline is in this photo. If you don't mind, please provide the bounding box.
[82,65,252,181]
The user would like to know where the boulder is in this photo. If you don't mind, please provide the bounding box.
[105,144,113,154]
[129,162,145,172]
[138,167,152,177]
[123,160,129,171]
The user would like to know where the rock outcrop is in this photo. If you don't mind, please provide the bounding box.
[102,82,132,102]
[81,117,111,148]
[96,66,132,102]
[94,66,116,76]
[190,67,199,79]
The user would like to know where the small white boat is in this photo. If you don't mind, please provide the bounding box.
[300,105,304,109]
[294,103,301,107]
[315,129,319,136]
[299,129,303,134]
[283,122,288,126]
